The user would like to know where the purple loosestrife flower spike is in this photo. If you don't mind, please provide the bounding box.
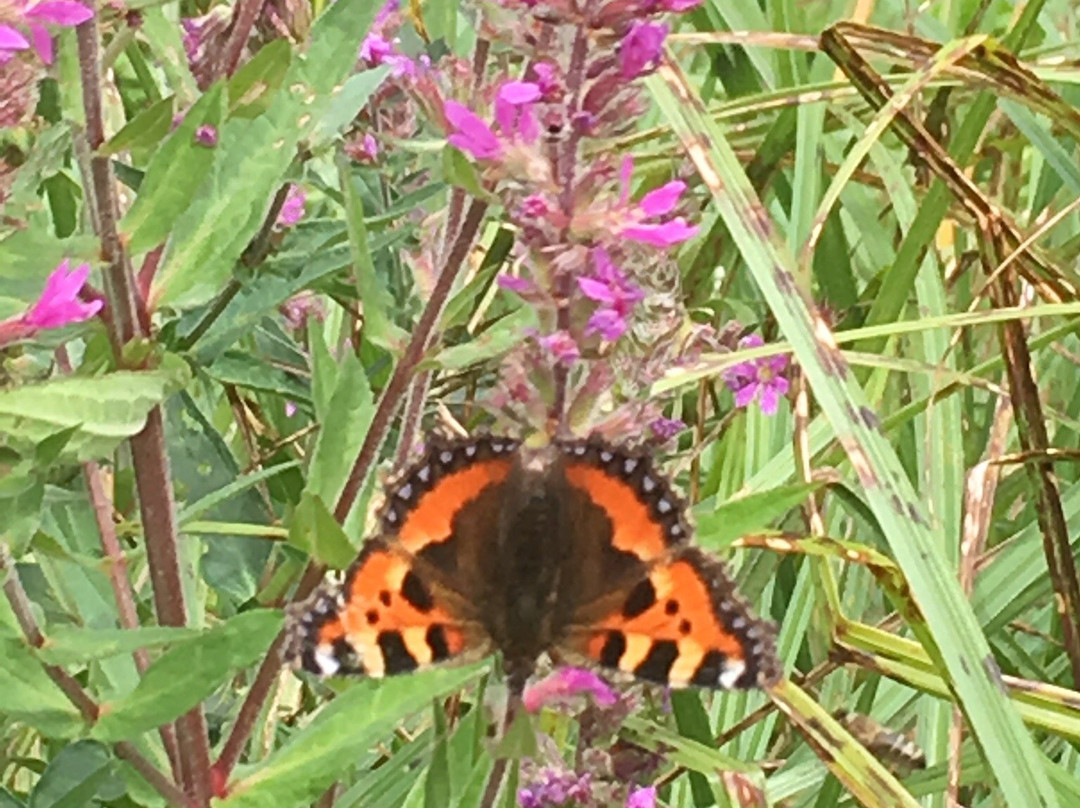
[22,260,102,328]
[523,667,618,713]
[723,334,790,416]
[619,21,667,79]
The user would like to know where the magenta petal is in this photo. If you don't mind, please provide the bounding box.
[25,0,93,25]
[734,383,758,409]
[638,180,686,217]
[445,100,501,159]
[618,155,634,205]
[28,22,53,63]
[577,276,615,303]
[621,219,699,246]
[496,80,541,105]
[738,334,765,349]
[497,274,534,294]
[0,25,31,50]
[758,384,781,415]
[626,786,657,808]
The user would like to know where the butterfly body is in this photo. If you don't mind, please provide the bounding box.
[287,435,780,692]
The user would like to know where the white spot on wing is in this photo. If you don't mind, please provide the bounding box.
[717,659,746,689]
[314,646,342,676]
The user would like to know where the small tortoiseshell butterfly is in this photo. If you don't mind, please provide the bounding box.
[286,435,781,691]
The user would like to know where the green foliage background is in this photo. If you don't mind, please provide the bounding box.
[2,0,1080,807]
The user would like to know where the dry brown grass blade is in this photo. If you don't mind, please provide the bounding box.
[831,21,1080,140]
[985,221,1080,689]
[820,23,1080,304]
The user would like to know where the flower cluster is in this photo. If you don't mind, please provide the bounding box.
[435,0,713,438]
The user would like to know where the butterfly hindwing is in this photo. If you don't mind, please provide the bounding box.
[554,439,779,689]
[287,436,520,678]
[286,538,478,677]
[562,547,779,688]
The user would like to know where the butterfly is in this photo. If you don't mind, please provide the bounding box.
[285,434,780,692]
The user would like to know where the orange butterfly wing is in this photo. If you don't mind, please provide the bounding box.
[555,443,780,689]
[286,438,518,677]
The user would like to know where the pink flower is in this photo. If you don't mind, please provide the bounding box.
[445,80,541,162]
[522,667,618,713]
[277,183,306,226]
[537,330,579,366]
[723,334,790,416]
[360,133,378,160]
[22,259,102,328]
[518,768,592,808]
[0,0,92,65]
[661,0,703,9]
[613,158,699,247]
[578,247,644,341]
[649,417,684,441]
[626,786,656,808]
[620,22,667,79]
[445,100,502,159]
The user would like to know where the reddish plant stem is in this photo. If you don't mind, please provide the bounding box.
[129,410,214,804]
[83,456,185,780]
[394,370,433,467]
[137,244,166,314]
[217,0,265,81]
[213,199,490,786]
[333,198,488,523]
[0,550,197,808]
[75,9,213,803]
[213,561,325,779]
[549,25,590,429]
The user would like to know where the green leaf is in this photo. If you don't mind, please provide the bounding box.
[432,307,539,371]
[119,84,226,255]
[0,367,189,463]
[152,0,386,308]
[99,96,175,157]
[218,665,485,808]
[36,626,200,666]
[91,610,282,742]
[288,492,357,569]
[33,425,81,467]
[694,481,823,549]
[304,348,373,513]
[0,639,84,738]
[27,741,112,808]
[0,475,44,555]
[227,39,292,118]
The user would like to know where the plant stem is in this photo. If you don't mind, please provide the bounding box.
[333,198,489,523]
[212,198,490,786]
[0,548,197,808]
[75,8,213,803]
